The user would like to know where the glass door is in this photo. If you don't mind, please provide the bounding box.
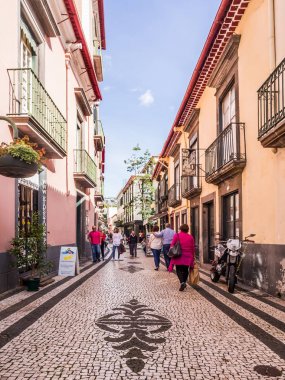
[223,192,240,239]
[174,162,180,201]
[219,86,237,166]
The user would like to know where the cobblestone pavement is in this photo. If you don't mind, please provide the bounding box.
[0,248,284,380]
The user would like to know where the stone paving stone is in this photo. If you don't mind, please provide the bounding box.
[198,272,285,343]
[0,249,284,379]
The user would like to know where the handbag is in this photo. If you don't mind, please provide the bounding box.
[167,234,182,258]
[188,262,200,285]
[119,243,126,253]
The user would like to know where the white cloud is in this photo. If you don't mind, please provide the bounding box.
[130,87,141,93]
[103,85,111,92]
[139,90,154,107]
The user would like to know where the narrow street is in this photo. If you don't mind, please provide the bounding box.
[0,247,284,380]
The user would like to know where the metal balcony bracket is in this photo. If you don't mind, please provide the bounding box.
[0,116,18,139]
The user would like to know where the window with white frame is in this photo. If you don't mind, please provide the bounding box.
[221,85,236,130]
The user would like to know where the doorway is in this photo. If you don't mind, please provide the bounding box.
[76,193,86,257]
[223,192,240,239]
[202,201,215,262]
[191,207,199,260]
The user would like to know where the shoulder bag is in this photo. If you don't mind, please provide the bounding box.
[167,234,182,258]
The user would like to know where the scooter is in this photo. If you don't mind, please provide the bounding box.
[210,234,255,293]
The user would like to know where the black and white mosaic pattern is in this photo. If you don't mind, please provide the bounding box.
[0,249,284,379]
[120,265,144,274]
[96,299,172,373]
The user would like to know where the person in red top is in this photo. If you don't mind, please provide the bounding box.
[169,224,195,291]
[100,230,106,261]
[88,226,101,263]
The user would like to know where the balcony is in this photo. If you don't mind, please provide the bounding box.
[93,42,103,82]
[205,123,246,185]
[168,183,181,208]
[181,175,202,199]
[95,180,104,203]
[258,58,285,147]
[73,149,97,188]
[159,180,168,201]
[94,120,105,152]
[7,68,66,158]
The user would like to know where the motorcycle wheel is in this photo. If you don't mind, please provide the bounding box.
[210,271,220,282]
[228,265,236,293]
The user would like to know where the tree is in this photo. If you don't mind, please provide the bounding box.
[124,145,156,222]
[124,144,151,174]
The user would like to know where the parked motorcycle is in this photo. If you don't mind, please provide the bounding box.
[210,234,255,293]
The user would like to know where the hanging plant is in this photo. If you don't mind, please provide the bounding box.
[0,136,45,178]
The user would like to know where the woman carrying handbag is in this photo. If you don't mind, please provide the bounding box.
[168,224,195,291]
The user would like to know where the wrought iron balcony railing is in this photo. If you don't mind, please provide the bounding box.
[159,179,168,200]
[168,183,181,208]
[258,57,285,147]
[8,68,67,157]
[95,179,104,202]
[74,149,97,188]
[205,122,246,184]
[181,175,201,199]
[94,120,105,151]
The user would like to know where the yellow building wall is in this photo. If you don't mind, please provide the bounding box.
[236,0,285,244]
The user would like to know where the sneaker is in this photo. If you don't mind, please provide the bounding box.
[154,267,159,271]
[179,282,187,291]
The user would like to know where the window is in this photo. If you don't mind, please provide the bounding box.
[189,135,198,189]
[181,211,187,225]
[221,85,236,130]
[76,114,84,150]
[174,161,180,200]
[18,184,38,235]
[223,192,239,239]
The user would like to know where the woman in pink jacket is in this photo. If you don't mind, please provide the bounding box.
[169,224,195,291]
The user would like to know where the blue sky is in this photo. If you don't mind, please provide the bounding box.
[100,0,221,198]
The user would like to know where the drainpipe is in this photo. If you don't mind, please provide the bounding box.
[65,52,71,196]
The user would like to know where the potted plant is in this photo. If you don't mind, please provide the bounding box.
[9,212,51,291]
[0,136,45,178]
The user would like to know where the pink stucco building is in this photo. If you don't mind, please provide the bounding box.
[0,0,106,293]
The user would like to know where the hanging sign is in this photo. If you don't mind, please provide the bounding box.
[58,246,80,276]
[181,149,197,177]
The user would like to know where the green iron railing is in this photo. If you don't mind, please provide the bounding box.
[100,179,104,196]
[8,68,67,152]
[94,119,104,139]
[74,149,97,186]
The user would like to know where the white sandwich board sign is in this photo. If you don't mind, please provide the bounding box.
[58,247,80,276]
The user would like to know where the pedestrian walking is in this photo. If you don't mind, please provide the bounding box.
[128,230,138,257]
[168,224,195,291]
[88,226,101,263]
[100,230,106,260]
[154,223,175,269]
[141,237,147,256]
[112,228,123,260]
[148,225,163,270]
[138,231,144,243]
